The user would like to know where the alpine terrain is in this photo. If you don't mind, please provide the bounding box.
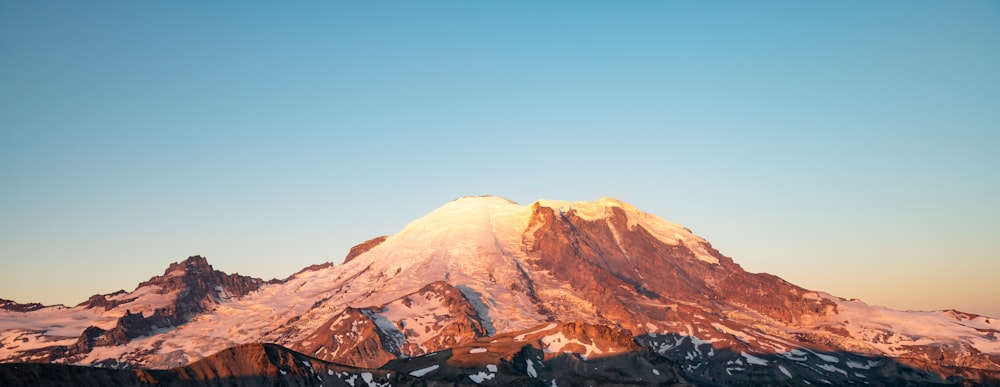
[2,196,998,386]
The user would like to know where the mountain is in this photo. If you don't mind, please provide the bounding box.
[1,195,998,386]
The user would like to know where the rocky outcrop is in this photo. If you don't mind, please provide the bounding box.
[288,262,333,278]
[111,255,265,331]
[77,291,134,311]
[142,256,264,310]
[293,281,489,367]
[294,307,396,368]
[0,299,46,313]
[383,281,490,356]
[343,236,388,264]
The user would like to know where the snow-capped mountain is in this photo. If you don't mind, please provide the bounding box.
[2,196,998,385]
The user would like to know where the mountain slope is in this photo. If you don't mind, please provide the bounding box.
[1,195,998,385]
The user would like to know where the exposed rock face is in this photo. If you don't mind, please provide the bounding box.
[343,236,388,264]
[291,281,488,368]
[140,255,265,313]
[289,262,333,278]
[294,307,396,369]
[379,281,489,357]
[0,300,46,313]
[484,321,643,361]
[523,203,836,329]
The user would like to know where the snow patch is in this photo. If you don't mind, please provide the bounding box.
[741,352,769,366]
[526,359,538,377]
[409,364,439,377]
[846,360,873,369]
[807,349,839,363]
[515,323,558,341]
[780,348,809,362]
[468,371,495,383]
[817,363,848,376]
[540,331,603,359]
[711,323,749,344]
[469,347,487,354]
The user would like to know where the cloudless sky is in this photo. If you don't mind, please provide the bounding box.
[1,1,998,317]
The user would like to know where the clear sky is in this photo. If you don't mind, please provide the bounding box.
[1,1,998,317]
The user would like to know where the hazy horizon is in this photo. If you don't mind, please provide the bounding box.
[1,2,998,317]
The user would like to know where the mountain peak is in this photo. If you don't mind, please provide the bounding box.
[451,195,519,205]
[164,255,212,275]
[352,196,720,285]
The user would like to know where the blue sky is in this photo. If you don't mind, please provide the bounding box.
[1,1,998,317]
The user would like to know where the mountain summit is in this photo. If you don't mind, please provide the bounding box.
[2,196,998,385]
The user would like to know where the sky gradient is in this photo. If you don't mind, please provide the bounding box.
[1,1,998,317]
